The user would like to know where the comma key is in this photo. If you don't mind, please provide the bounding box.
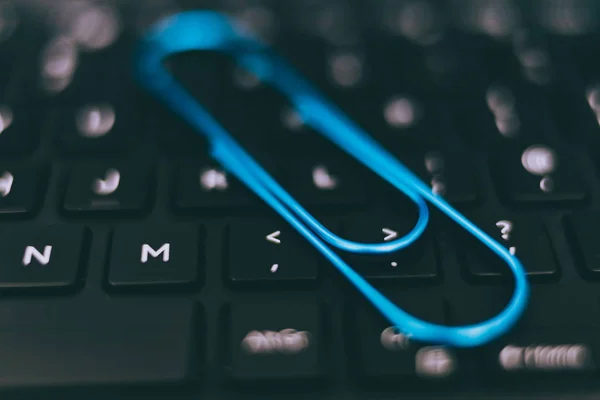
[226,299,324,383]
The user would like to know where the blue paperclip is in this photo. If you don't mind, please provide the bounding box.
[134,11,529,347]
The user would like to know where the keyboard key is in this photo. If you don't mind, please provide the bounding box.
[340,91,442,148]
[0,105,40,156]
[282,156,367,208]
[549,86,600,144]
[398,151,481,206]
[459,214,559,282]
[227,219,319,285]
[0,300,199,386]
[227,299,324,382]
[483,327,598,377]
[63,162,152,215]
[491,144,588,205]
[351,290,456,382]
[0,224,88,291]
[564,211,600,279]
[57,101,138,155]
[173,160,254,211]
[0,163,47,216]
[453,84,556,147]
[342,211,438,281]
[108,224,200,290]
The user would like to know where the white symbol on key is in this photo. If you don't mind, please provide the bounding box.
[200,168,228,191]
[241,329,311,354]
[521,145,556,193]
[141,243,170,263]
[76,103,116,138]
[22,245,52,266]
[495,220,513,240]
[0,106,13,134]
[382,228,398,241]
[270,263,279,273]
[0,171,14,197]
[380,327,410,351]
[416,346,456,378]
[266,231,281,244]
[312,165,338,190]
[496,220,517,255]
[93,169,120,195]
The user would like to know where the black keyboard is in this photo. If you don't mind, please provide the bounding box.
[3,0,600,398]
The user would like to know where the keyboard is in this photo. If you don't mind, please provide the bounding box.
[3,0,600,398]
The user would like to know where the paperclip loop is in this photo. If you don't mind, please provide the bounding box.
[134,11,529,347]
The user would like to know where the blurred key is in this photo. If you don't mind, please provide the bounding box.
[0,105,40,157]
[63,162,152,215]
[483,328,599,377]
[398,151,481,206]
[453,83,556,147]
[565,211,600,280]
[491,144,588,205]
[227,299,324,382]
[350,290,456,383]
[0,163,47,217]
[549,86,600,144]
[174,160,254,211]
[281,156,367,209]
[339,91,443,148]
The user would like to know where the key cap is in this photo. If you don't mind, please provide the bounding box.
[350,290,456,382]
[227,298,324,382]
[108,224,200,290]
[564,211,600,279]
[484,327,599,377]
[0,163,47,217]
[339,91,442,148]
[166,50,227,115]
[0,105,40,156]
[174,160,254,211]
[453,83,557,148]
[63,162,152,215]
[57,100,137,155]
[227,219,319,285]
[397,150,481,206]
[282,156,367,209]
[0,224,88,291]
[548,85,600,144]
[459,214,559,282]
[342,211,438,281]
[491,144,588,205]
[0,300,198,386]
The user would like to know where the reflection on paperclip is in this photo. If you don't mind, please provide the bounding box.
[134,11,529,347]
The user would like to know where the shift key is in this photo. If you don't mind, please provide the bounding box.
[0,300,200,387]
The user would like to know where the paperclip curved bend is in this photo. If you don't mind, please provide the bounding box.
[134,11,530,347]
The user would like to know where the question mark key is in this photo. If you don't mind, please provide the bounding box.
[457,214,559,283]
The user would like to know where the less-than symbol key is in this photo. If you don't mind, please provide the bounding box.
[228,220,318,285]
[266,231,281,273]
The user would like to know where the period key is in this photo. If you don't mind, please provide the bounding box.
[108,224,201,289]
